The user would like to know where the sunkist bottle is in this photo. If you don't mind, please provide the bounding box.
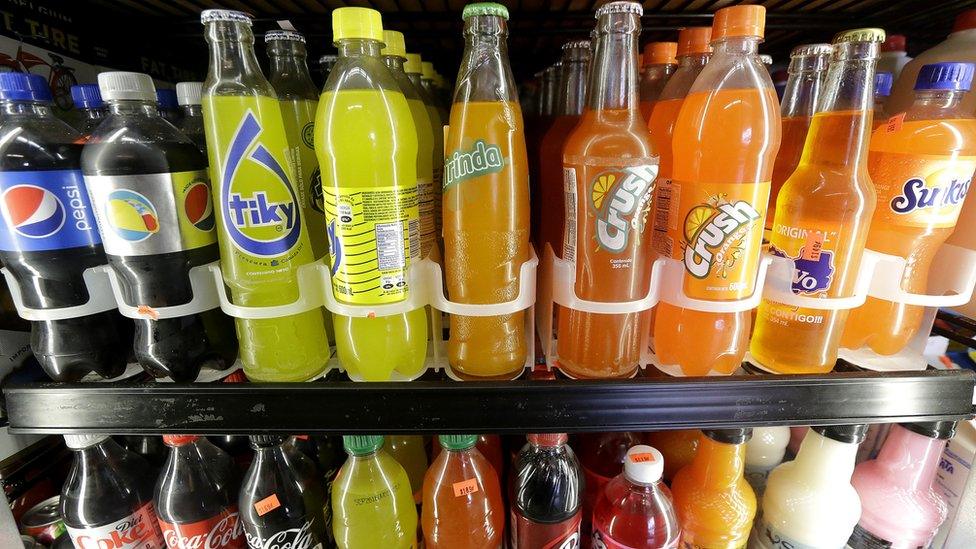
[750,29,884,374]
[841,62,976,356]
[384,435,428,504]
[671,428,756,548]
[332,435,417,549]
[176,82,207,154]
[422,434,505,548]
[70,83,107,137]
[644,430,700,483]
[872,71,894,128]
[576,431,641,547]
[653,5,781,376]
[510,433,584,549]
[443,2,530,379]
[315,7,427,381]
[850,421,957,548]
[404,51,444,244]
[743,426,790,503]
[638,41,677,122]
[558,0,658,379]
[750,424,867,548]
[201,9,331,382]
[765,43,831,230]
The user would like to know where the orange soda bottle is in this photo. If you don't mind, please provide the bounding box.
[421,435,505,548]
[644,429,700,482]
[557,0,658,379]
[653,5,781,376]
[766,44,831,231]
[750,29,885,374]
[671,429,756,548]
[443,2,530,378]
[639,41,677,122]
[841,62,976,355]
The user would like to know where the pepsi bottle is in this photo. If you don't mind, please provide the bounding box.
[70,84,108,138]
[0,73,127,381]
[176,82,206,154]
[156,88,183,126]
[81,71,237,381]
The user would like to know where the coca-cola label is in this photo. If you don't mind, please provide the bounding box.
[243,519,322,549]
[66,502,164,549]
[158,509,245,549]
[510,509,581,549]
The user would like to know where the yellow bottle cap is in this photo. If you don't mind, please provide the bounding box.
[332,7,383,43]
[381,30,407,58]
[404,53,423,74]
[422,61,436,80]
[833,27,886,44]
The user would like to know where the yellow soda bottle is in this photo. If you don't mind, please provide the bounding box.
[405,53,445,246]
[315,8,427,381]
[200,9,330,381]
[384,435,429,503]
[333,435,418,549]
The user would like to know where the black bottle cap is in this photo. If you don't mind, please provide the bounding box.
[812,424,869,444]
[901,420,958,440]
[249,435,286,448]
[703,428,752,445]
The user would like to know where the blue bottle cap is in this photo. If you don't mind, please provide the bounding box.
[914,62,975,92]
[874,72,893,98]
[0,72,52,102]
[71,83,103,109]
[156,88,178,109]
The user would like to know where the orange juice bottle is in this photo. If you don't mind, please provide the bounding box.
[766,43,831,231]
[653,5,781,377]
[639,41,677,122]
[750,29,884,374]
[443,3,530,379]
[557,1,658,379]
[671,429,757,548]
[644,429,700,483]
[841,62,976,356]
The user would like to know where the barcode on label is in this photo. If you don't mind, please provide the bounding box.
[453,478,480,497]
[407,218,420,260]
[375,221,406,271]
[255,494,281,516]
[563,167,578,263]
[653,179,675,257]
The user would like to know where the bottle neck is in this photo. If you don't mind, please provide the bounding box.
[713,35,759,60]
[383,55,406,74]
[82,106,107,120]
[338,38,383,59]
[1,100,52,117]
[587,10,641,112]
[181,104,202,118]
[911,89,966,112]
[876,426,947,492]
[268,40,317,99]
[557,52,590,116]
[107,99,159,117]
[781,62,826,118]
[689,436,746,487]
[455,14,516,104]
[204,20,275,97]
[792,430,858,482]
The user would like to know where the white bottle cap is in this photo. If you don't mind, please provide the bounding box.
[623,444,665,484]
[176,82,203,106]
[98,71,156,102]
[63,434,110,449]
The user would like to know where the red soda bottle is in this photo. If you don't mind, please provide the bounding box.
[577,432,641,547]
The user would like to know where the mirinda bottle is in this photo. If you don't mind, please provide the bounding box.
[653,5,781,376]
[638,41,677,122]
[750,29,883,374]
[671,429,756,548]
[841,62,976,356]
[557,0,658,379]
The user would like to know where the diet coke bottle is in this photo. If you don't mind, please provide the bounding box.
[60,434,165,549]
[511,433,585,549]
[154,435,244,548]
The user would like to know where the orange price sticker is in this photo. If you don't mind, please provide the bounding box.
[294,435,309,440]
[452,478,480,497]
[630,452,656,463]
[885,112,905,133]
[801,231,824,261]
[254,494,281,516]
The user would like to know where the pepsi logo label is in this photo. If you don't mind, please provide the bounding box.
[0,169,100,252]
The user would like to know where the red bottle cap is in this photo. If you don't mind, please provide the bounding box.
[882,34,906,52]
[712,5,766,41]
[677,27,713,56]
[527,433,568,447]
[643,42,677,66]
[163,435,200,446]
[954,9,976,32]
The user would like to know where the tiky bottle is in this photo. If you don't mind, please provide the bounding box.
[576,431,641,546]
[638,41,677,121]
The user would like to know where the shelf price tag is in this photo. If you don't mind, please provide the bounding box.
[452,478,479,497]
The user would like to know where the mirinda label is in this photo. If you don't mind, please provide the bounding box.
[870,151,975,229]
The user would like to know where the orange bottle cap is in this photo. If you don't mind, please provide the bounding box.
[881,34,906,52]
[642,42,678,65]
[677,26,712,56]
[712,5,766,40]
[954,9,976,33]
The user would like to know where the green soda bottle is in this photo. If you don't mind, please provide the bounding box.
[200,9,330,381]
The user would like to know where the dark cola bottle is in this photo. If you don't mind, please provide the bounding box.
[511,433,585,549]
[119,435,167,469]
[176,82,207,154]
[81,71,238,381]
[0,72,128,381]
[154,435,245,548]
[60,434,165,548]
[239,435,330,548]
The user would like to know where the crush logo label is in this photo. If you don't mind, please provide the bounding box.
[444,140,505,188]
[890,174,971,215]
[588,165,656,253]
[683,196,762,279]
[221,111,302,257]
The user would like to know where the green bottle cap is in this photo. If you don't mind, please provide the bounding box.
[462,2,509,21]
[439,434,478,450]
[343,435,384,455]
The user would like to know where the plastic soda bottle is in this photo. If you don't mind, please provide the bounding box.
[422,435,505,548]
[766,43,831,229]
[422,60,450,121]
[576,431,641,547]
[404,52,444,242]
[750,30,884,374]
[430,434,505,480]
[653,5,781,376]
[510,433,584,549]
[644,430,700,483]
[841,62,976,356]
[638,41,677,121]
[200,9,331,382]
[671,429,756,548]
[384,435,428,504]
[70,84,107,137]
[176,82,207,154]
[443,2,530,379]
[743,426,790,503]
[557,0,658,379]
[315,7,427,381]
[591,445,680,548]
[751,425,866,548]
[873,71,894,127]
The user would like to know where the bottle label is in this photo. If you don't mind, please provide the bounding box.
[243,518,323,549]
[280,98,326,261]
[768,227,837,296]
[84,170,216,257]
[665,180,769,300]
[845,524,925,549]
[752,518,820,549]
[869,151,975,229]
[562,167,577,262]
[443,140,506,189]
[323,184,420,304]
[417,176,435,257]
[66,502,164,549]
[158,508,245,549]
[652,177,675,257]
[510,509,582,549]
[591,526,645,549]
[0,169,101,252]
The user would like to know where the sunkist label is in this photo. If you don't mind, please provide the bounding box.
[869,151,975,229]
[0,169,101,252]
[66,502,164,549]
[158,508,245,549]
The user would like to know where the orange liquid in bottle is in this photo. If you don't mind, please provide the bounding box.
[767,115,813,230]
[538,114,582,257]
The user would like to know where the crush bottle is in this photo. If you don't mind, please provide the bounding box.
[653,5,781,376]
[405,52,445,242]
[841,62,976,356]
[315,7,427,381]
[638,41,677,121]
[443,2,530,379]
[557,0,658,379]
[201,9,330,382]
[750,29,884,374]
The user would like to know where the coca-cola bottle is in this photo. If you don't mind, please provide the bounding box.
[154,435,244,548]
[60,434,165,549]
[239,435,330,549]
[511,433,584,549]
